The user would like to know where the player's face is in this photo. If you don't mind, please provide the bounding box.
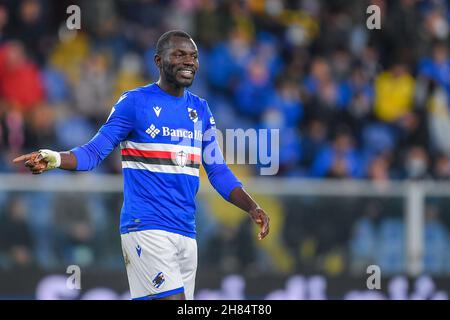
[161,37,199,88]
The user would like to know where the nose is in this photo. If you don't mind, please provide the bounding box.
[183,58,195,66]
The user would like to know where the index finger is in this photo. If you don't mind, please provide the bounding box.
[13,153,34,163]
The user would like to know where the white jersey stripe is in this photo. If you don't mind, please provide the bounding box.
[122,161,199,177]
[120,141,201,156]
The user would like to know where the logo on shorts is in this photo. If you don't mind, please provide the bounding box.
[136,245,142,257]
[151,272,165,289]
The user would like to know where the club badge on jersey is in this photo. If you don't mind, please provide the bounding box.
[174,150,188,168]
[187,108,198,123]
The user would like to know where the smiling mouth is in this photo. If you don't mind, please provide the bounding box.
[178,69,195,79]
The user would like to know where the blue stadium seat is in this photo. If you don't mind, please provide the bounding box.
[424,221,448,274]
[376,218,405,274]
[350,217,377,261]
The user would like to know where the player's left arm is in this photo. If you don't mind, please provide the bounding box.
[202,103,270,240]
[229,187,270,240]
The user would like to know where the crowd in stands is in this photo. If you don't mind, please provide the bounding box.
[0,0,449,275]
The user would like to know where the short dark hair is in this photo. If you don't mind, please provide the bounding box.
[156,30,192,55]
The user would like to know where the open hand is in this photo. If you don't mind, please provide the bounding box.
[248,207,270,240]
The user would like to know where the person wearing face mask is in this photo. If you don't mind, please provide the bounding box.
[404,145,431,180]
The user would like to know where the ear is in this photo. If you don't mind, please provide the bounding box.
[154,54,162,69]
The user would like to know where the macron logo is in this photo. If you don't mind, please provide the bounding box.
[136,245,142,257]
[153,106,162,117]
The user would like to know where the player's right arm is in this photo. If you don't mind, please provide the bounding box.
[13,92,136,174]
[12,150,77,173]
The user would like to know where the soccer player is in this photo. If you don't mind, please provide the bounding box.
[13,30,270,300]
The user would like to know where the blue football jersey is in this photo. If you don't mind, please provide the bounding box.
[71,83,242,238]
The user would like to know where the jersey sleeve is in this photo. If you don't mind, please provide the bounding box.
[202,101,243,200]
[70,92,136,171]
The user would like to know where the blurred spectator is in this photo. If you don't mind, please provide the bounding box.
[403,145,431,180]
[359,46,380,81]
[376,217,406,274]
[194,0,232,48]
[0,4,10,43]
[41,64,69,104]
[283,47,308,83]
[23,191,57,269]
[331,48,352,81]
[267,79,303,127]
[14,0,51,65]
[0,41,45,112]
[310,127,362,178]
[234,55,275,119]
[361,122,396,161]
[23,104,56,150]
[49,31,90,85]
[424,204,448,273]
[432,152,450,180]
[112,52,147,102]
[303,58,340,124]
[374,63,415,123]
[0,104,25,156]
[383,0,420,67]
[338,66,373,125]
[395,111,429,152]
[418,42,450,97]
[254,32,284,81]
[427,83,450,154]
[349,201,381,274]
[422,6,449,42]
[0,196,34,268]
[54,113,96,152]
[300,119,328,169]
[206,28,250,93]
[73,51,112,124]
[54,194,96,267]
[366,152,394,182]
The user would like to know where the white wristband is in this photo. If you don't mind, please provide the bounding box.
[38,149,61,170]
